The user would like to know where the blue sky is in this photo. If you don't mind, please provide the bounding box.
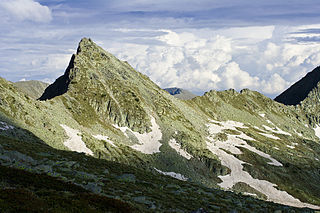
[1,0,320,97]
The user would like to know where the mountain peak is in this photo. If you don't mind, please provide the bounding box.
[164,87,182,95]
[76,37,104,55]
[164,87,197,100]
[39,38,118,101]
[275,66,320,105]
[38,38,160,132]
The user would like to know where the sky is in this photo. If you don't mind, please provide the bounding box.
[1,0,320,97]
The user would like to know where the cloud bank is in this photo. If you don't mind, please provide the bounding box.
[109,26,320,96]
[0,0,320,97]
[0,0,52,23]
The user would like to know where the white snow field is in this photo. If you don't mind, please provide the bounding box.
[0,121,14,131]
[114,116,162,154]
[154,168,188,181]
[93,134,117,147]
[206,120,320,209]
[60,124,93,156]
[168,138,193,160]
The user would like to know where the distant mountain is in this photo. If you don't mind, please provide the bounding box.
[164,87,197,100]
[274,66,320,105]
[1,38,320,211]
[14,80,49,99]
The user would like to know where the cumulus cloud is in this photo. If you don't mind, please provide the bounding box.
[0,0,52,23]
[110,30,265,94]
[218,62,260,90]
[114,31,235,93]
[107,26,320,97]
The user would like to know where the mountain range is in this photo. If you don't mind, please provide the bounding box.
[0,38,320,212]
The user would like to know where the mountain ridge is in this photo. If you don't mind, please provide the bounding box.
[1,38,320,211]
[14,80,49,99]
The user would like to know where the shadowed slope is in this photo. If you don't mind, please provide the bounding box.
[275,66,320,105]
[38,55,75,101]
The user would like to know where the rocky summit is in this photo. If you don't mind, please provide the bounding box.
[0,38,320,212]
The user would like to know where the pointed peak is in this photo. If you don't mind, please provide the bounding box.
[76,37,100,54]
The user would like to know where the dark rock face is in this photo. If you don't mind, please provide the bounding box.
[274,66,320,105]
[38,54,75,101]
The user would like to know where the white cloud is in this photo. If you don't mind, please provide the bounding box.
[218,62,259,90]
[0,0,52,23]
[107,26,320,97]
[260,73,290,94]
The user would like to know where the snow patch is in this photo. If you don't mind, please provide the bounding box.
[266,120,273,124]
[208,119,247,134]
[169,138,193,160]
[60,124,93,156]
[294,130,303,137]
[274,127,291,136]
[207,120,281,166]
[313,125,320,140]
[93,135,117,147]
[262,120,292,136]
[259,113,266,118]
[206,122,319,209]
[154,168,188,181]
[113,116,162,154]
[259,133,280,140]
[0,121,14,131]
[255,123,291,140]
[286,145,295,149]
[262,125,291,136]
[273,147,280,150]
[243,192,258,197]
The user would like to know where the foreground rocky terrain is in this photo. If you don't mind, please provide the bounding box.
[0,38,320,212]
